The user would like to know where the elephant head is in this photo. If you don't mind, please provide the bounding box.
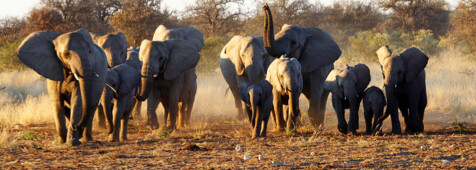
[238,80,274,138]
[17,29,107,130]
[125,48,142,71]
[222,36,271,84]
[325,64,371,100]
[266,57,303,95]
[136,39,200,101]
[91,32,128,68]
[376,46,428,127]
[153,25,204,51]
[262,4,341,73]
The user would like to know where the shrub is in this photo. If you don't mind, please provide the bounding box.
[0,40,27,72]
[196,36,228,75]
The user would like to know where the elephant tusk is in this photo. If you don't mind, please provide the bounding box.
[344,96,347,100]
[395,84,397,88]
[93,72,99,78]
[356,95,359,98]
[73,73,80,80]
[153,74,158,78]
[285,88,288,93]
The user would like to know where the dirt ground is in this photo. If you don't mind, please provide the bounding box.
[0,117,474,169]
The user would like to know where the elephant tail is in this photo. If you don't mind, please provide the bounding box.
[224,86,230,97]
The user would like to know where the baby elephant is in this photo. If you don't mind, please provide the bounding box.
[97,49,141,142]
[238,80,273,138]
[363,86,387,135]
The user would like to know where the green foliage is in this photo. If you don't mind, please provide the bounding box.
[152,128,173,139]
[196,36,228,75]
[0,40,27,72]
[345,29,439,62]
[17,131,38,140]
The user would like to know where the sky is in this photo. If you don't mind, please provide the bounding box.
[0,0,460,19]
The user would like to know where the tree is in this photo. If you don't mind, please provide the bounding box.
[183,0,245,37]
[379,0,450,37]
[109,0,177,46]
[27,7,64,31]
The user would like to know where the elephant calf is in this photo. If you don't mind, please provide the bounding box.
[325,64,370,134]
[266,57,303,132]
[97,49,141,142]
[239,80,273,138]
[363,86,386,135]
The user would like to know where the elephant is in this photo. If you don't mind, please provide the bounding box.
[262,4,341,128]
[238,80,273,138]
[138,25,202,128]
[135,39,201,130]
[324,64,370,134]
[96,49,141,141]
[266,57,303,132]
[16,29,107,146]
[362,86,386,135]
[90,32,128,68]
[219,35,275,119]
[376,46,428,134]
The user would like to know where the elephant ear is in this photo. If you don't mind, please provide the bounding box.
[299,28,341,73]
[238,82,250,105]
[224,37,245,75]
[376,45,392,66]
[352,64,371,93]
[92,43,108,80]
[400,47,428,82]
[116,32,128,50]
[266,60,284,93]
[324,80,343,99]
[16,31,64,81]
[179,27,204,51]
[153,25,169,41]
[163,40,200,80]
[117,65,141,97]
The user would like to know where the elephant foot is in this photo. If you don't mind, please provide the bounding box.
[80,136,93,142]
[70,139,82,146]
[146,120,160,130]
[108,136,120,142]
[391,129,402,135]
[338,125,348,134]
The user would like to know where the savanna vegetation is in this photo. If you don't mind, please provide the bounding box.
[0,0,474,168]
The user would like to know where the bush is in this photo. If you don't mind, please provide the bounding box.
[0,40,27,72]
[196,36,228,75]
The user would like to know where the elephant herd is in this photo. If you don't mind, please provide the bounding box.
[15,4,428,146]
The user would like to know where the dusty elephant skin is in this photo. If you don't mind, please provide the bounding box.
[90,32,128,69]
[238,80,274,138]
[262,4,341,129]
[136,25,202,130]
[96,49,141,142]
[266,57,303,132]
[376,46,428,134]
[363,86,387,135]
[16,29,108,146]
[324,64,371,134]
[219,35,275,119]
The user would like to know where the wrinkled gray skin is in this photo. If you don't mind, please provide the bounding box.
[376,46,428,134]
[266,57,303,132]
[138,25,202,129]
[220,35,275,119]
[90,32,128,68]
[362,86,387,135]
[238,80,273,138]
[96,50,141,141]
[16,29,107,146]
[324,64,370,134]
[135,39,201,130]
[263,4,341,128]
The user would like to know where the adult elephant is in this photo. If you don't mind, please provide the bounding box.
[266,57,303,132]
[139,25,203,128]
[16,29,107,146]
[135,39,200,130]
[324,64,371,134]
[262,4,341,128]
[90,32,128,68]
[220,35,274,119]
[376,46,428,134]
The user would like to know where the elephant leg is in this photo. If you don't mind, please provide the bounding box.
[131,98,142,120]
[48,83,67,143]
[332,96,347,134]
[261,116,269,137]
[306,66,332,128]
[364,105,372,135]
[146,90,160,129]
[407,95,422,134]
[253,111,261,139]
[185,83,197,127]
[167,96,180,130]
[417,90,427,133]
[177,102,185,128]
[96,105,107,129]
[283,104,290,129]
[82,107,95,142]
[109,100,125,142]
[272,91,285,132]
[120,117,130,141]
[347,98,360,135]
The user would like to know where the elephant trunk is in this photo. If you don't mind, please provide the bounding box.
[263,4,279,57]
[136,57,153,101]
[76,77,96,129]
